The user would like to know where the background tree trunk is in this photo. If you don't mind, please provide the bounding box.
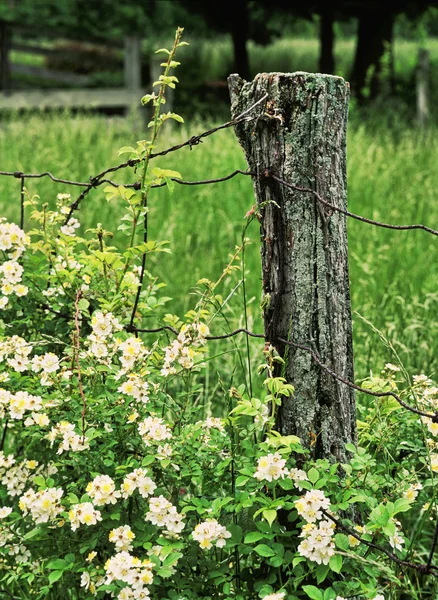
[350,9,396,102]
[231,0,250,80]
[319,7,335,74]
[0,20,10,93]
[228,72,356,462]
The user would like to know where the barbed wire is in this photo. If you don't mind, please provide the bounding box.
[321,509,438,576]
[267,171,438,237]
[4,167,437,239]
[127,324,437,422]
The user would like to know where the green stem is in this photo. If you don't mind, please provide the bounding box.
[97,230,109,297]
[129,28,184,330]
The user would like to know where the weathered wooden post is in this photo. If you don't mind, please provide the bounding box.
[416,48,430,127]
[124,36,142,123]
[124,36,142,91]
[228,72,356,462]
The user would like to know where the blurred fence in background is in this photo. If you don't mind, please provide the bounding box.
[0,20,171,118]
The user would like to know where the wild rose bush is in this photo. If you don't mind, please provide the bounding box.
[0,28,437,600]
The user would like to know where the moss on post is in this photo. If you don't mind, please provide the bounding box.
[228,72,356,462]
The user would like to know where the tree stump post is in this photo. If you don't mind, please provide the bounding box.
[228,72,356,462]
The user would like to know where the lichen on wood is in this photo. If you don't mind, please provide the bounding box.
[228,72,356,462]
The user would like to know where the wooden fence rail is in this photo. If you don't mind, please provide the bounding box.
[0,21,146,116]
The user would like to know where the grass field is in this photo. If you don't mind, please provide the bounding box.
[0,109,436,388]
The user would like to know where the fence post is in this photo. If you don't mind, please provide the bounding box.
[228,72,356,462]
[124,36,142,123]
[416,48,430,127]
[124,36,142,90]
[0,20,10,93]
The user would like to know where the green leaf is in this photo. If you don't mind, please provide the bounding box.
[151,167,182,180]
[33,475,45,487]
[292,555,306,568]
[161,61,181,68]
[394,498,412,514]
[262,509,277,527]
[227,524,243,543]
[24,527,43,540]
[166,177,175,195]
[334,533,349,551]
[141,94,155,106]
[163,112,184,123]
[118,146,137,155]
[254,544,276,558]
[302,585,323,600]
[324,588,336,600]
[235,476,249,487]
[315,564,330,584]
[269,556,283,567]
[370,504,390,527]
[259,585,274,598]
[244,531,266,544]
[77,298,89,312]
[307,468,319,484]
[157,566,174,578]
[48,571,63,584]
[329,554,342,573]
[46,559,67,570]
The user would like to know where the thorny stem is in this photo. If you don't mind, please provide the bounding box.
[97,228,109,297]
[129,27,184,331]
[0,418,9,451]
[74,290,87,443]
[240,225,253,398]
[20,176,25,231]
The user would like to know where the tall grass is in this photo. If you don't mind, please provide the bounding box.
[0,110,436,386]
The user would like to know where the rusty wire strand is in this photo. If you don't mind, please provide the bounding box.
[268,172,438,237]
[321,509,438,576]
[3,158,437,240]
[128,324,437,421]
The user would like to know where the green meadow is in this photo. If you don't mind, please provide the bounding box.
[0,107,436,390]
